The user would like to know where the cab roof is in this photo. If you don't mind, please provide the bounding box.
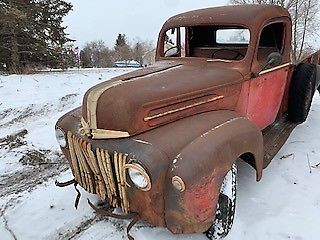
[162,5,290,30]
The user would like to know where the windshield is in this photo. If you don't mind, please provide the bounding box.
[163,26,250,61]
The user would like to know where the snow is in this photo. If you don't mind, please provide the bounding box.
[0,68,132,176]
[1,68,320,240]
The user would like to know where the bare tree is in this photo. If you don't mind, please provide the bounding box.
[80,37,153,68]
[132,39,153,64]
[230,0,320,62]
[80,41,114,68]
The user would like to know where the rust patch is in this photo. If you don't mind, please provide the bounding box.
[182,171,224,223]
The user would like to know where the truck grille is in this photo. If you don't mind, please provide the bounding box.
[66,132,129,213]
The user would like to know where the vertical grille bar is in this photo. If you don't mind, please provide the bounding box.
[113,152,122,209]
[72,136,95,193]
[120,154,129,213]
[102,149,118,207]
[86,143,108,200]
[67,132,82,185]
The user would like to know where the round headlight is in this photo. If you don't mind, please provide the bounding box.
[125,163,151,191]
[55,128,67,148]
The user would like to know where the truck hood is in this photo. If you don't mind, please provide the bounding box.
[82,61,244,139]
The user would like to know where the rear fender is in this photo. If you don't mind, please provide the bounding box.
[164,116,263,234]
[301,49,320,90]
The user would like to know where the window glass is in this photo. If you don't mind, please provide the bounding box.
[216,29,250,44]
[165,28,177,48]
[257,22,284,64]
[164,27,186,57]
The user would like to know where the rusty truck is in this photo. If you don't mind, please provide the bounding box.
[55,4,320,239]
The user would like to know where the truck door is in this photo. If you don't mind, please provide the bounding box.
[246,21,291,129]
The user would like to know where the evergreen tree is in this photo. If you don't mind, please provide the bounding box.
[0,0,74,73]
[114,33,131,61]
[115,34,127,49]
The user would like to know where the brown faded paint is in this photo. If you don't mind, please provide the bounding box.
[54,4,309,236]
[83,62,244,136]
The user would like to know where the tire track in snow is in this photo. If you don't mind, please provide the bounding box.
[0,156,68,198]
[0,93,79,129]
[55,215,101,240]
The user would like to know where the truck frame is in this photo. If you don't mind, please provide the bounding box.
[55,5,320,239]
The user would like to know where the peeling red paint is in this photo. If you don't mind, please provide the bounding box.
[246,67,289,129]
[182,172,224,222]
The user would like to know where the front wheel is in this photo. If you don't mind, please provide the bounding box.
[205,164,237,239]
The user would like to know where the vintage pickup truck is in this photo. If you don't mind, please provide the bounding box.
[55,4,320,239]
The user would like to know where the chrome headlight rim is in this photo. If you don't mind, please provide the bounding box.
[123,162,152,192]
[55,127,67,148]
[172,175,186,192]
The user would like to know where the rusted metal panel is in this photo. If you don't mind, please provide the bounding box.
[277,65,295,117]
[246,66,289,129]
[301,50,320,65]
[262,115,297,168]
[161,5,290,33]
[164,115,263,234]
[235,80,250,115]
[82,63,243,138]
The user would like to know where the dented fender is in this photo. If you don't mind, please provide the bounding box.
[164,115,263,234]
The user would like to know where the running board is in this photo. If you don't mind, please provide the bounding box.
[262,115,298,168]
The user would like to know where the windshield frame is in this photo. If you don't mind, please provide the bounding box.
[158,24,253,63]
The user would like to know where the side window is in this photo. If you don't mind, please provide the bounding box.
[257,22,285,65]
[164,27,185,57]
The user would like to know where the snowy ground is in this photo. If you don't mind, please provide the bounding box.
[0,68,320,240]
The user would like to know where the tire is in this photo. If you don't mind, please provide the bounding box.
[288,63,317,123]
[205,164,237,239]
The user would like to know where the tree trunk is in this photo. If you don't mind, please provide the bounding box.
[10,28,20,73]
[292,0,298,63]
[297,0,311,61]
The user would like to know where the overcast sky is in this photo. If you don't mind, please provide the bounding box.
[63,0,229,48]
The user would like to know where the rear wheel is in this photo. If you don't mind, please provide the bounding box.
[288,63,317,123]
[205,164,237,239]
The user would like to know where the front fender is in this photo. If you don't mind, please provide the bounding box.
[164,115,263,234]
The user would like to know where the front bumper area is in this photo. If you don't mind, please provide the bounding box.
[67,131,130,213]
[56,108,168,228]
